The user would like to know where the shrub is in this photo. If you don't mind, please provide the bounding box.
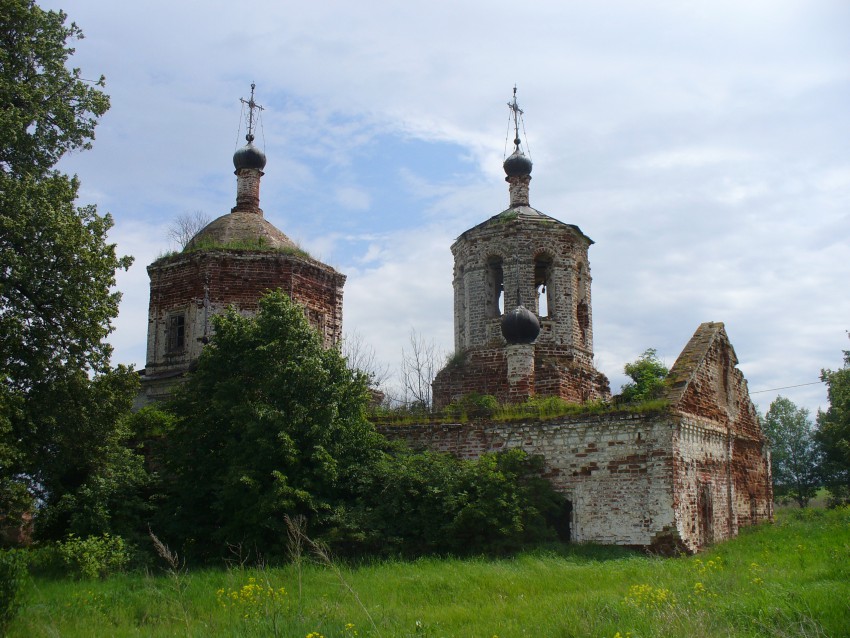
[0,550,27,632]
[444,393,499,419]
[619,348,669,404]
[57,533,129,579]
[354,447,565,556]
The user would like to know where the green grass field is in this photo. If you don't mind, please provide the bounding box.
[9,507,849,638]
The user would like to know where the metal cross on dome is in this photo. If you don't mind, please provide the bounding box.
[507,85,524,152]
[240,82,264,143]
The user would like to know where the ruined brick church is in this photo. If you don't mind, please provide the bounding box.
[138,88,772,553]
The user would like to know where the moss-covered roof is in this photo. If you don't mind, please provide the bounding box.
[185,210,297,252]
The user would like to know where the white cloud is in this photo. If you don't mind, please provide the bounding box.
[334,186,371,211]
[34,0,850,416]
[624,147,757,171]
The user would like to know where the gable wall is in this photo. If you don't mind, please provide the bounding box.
[665,323,773,548]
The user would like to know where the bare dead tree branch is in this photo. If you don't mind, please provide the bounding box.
[400,328,438,411]
[341,329,390,390]
[168,210,210,250]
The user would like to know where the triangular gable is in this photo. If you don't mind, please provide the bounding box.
[664,322,761,439]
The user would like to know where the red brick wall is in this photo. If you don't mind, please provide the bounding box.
[145,249,344,373]
[432,346,610,409]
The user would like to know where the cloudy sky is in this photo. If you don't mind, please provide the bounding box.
[42,0,849,414]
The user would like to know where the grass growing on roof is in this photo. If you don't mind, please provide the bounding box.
[371,395,670,426]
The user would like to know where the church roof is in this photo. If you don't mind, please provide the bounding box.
[184,210,298,252]
[457,205,593,245]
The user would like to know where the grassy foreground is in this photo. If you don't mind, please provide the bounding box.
[10,508,850,638]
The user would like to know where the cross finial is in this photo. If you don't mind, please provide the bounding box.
[240,82,264,143]
[507,85,524,151]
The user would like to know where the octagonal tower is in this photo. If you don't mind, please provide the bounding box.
[432,90,609,409]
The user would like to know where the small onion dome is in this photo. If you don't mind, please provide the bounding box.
[233,141,267,171]
[503,149,533,177]
[501,305,540,344]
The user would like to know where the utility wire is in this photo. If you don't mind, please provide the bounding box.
[750,381,823,395]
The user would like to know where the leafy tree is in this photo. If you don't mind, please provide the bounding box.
[158,291,567,560]
[0,1,137,540]
[762,396,821,507]
[816,346,850,504]
[161,291,384,559]
[619,348,668,403]
[0,175,131,390]
[1,0,109,179]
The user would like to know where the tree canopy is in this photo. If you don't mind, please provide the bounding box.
[0,0,109,179]
[816,346,850,504]
[157,291,567,561]
[763,396,820,507]
[161,290,383,558]
[0,1,137,541]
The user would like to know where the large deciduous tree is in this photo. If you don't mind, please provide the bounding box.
[162,291,383,559]
[0,0,109,179]
[763,396,821,507]
[816,346,850,504]
[0,1,139,541]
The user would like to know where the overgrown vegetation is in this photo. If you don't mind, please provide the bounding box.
[618,348,669,404]
[0,550,27,634]
[154,239,313,261]
[3,507,848,637]
[350,447,567,557]
[56,533,130,580]
[372,394,670,426]
[141,291,567,562]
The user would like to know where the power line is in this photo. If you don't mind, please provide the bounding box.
[750,381,823,395]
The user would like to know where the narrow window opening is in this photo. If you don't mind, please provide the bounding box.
[576,263,589,346]
[534,255,553,318]
[167,314,186,353]
[699,482,714,546]
[486,257,504,318]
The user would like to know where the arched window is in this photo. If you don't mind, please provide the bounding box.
[576,263,589,346]
[486,256,504,317]
[534,254,553,318]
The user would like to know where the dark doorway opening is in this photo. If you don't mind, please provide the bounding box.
[554,500,573,542]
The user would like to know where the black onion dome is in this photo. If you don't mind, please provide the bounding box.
[503,149,533,177]
[501,305,540,344]
[233,141,267,171]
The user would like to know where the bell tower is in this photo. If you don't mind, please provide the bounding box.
[432,89,610,409]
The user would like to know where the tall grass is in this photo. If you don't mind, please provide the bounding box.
[9,507,849,637]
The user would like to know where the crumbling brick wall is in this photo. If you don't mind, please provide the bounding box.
[391,322,772,553]
[432,347,610,408]
[664,322,773,542]
[433,208,610,409]
[144,249,345,376]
